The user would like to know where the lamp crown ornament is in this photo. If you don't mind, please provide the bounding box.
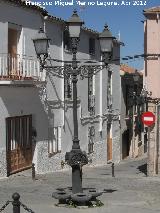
[104,23,109,29]
[68,9,84,25]
[100,23,113,39]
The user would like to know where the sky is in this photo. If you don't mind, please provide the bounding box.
[32,0,159,70]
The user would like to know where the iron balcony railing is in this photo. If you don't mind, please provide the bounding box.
[0,54,44,81]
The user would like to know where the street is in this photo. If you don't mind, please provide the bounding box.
[0,156,160,213]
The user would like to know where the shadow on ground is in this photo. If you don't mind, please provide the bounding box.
[100,173,111,176]
[103,189,117,193]
[137,163,147,176]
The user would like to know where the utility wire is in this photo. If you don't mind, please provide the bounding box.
[47,53,160,64]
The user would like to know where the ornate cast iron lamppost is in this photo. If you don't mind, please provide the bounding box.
[64,10,87,194]
[33,10,114,204]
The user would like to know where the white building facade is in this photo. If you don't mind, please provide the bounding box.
[0,0,121,177]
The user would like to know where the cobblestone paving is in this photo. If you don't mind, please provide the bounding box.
[1,156,160,213]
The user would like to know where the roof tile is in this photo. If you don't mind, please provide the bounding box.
[143,6,160,14]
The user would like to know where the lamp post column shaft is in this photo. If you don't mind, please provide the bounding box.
[71,72,83,193]
[72,44,80,150]
[72,74,79,148]
[72,165,82,193]
[71,40,83,193]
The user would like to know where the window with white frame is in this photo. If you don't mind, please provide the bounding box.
[88,126,95,154]
[48,126,62,155]
[107,70,112,109]
[88,70,95,115]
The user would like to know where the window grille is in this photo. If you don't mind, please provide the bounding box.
[107,71,112,109]
[88,126,95,153]
[88,72,95,115]
[64,74,72,99]
[6,115,32,151]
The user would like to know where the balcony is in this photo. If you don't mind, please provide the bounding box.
[0,54,45,85]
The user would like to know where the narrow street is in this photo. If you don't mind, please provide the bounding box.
[0,156,160,213]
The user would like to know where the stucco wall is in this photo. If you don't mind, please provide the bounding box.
[145,18,160,98]
[111,62,121,163]
[0,0,43,57]
[0,86,49,176]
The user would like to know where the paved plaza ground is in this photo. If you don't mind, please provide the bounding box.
[1,156,160,213]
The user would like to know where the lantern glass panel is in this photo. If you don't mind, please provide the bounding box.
[33,39,49,55]
[100,38,112,53]
[68,23,81,38]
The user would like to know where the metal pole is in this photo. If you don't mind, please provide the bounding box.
[147,126,150,176]
[111,163,115,177]
[32,163,36,180]
[12,193,20,213]
[71,38,82,193]
[72,38,80,150]
[154,105,159,175]
[64,38,88,195]
[132,99,135,158]
[156,106,159,174]
[72,73,80,149]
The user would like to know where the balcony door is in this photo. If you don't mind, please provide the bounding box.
[8,28,18,56]
[6,115,33,176]
[8,28,18,77]
[8,23,22,78]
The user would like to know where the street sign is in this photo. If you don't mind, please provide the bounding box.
[141,111,155,126]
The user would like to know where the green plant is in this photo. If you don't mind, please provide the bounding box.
[68,199,77,208]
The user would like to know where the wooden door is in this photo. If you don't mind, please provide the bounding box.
[8,28,18,76]
[107,124,112,161]
[6,115,32,176]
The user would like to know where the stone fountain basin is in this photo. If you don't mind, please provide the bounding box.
[52,191,71,200]
[88,189,103,200]
[71,192,92,204]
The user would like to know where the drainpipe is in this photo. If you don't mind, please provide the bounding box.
[99,55,103,132]
[154,104,159,174]
[132,93,136,158]
[132,108,135,158]
[61,27,65,127]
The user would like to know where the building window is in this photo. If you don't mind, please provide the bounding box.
[107,71,112,109]
[48,126,61,155]
[63,28,71,51]
[133,84,138,113]
[64,74,72,99]
[8,23,22,76]
[88,72,95,115]
[89,38,95,55]
[88,126,95,153]
[125,84,129,116]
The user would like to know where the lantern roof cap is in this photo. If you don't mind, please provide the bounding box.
[67,9,84,25]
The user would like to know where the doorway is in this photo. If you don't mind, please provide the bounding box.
[8,23,21,77]
[122,129,130,159]
[6,115,32,176]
